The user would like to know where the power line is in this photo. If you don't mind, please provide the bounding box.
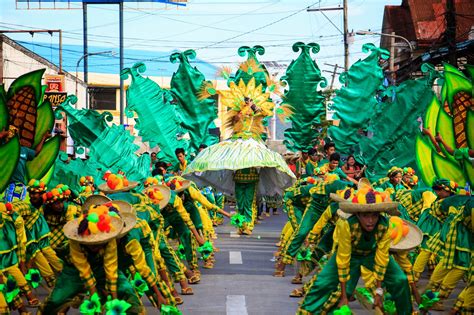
[196,1,321,50]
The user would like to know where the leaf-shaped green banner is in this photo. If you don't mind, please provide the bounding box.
[328,44,387,154]
[122,62,187,162]
[170,50,218,156]
[282,42,326,152]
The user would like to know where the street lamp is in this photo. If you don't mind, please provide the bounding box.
[75,50,115,108]
[356,30,414,82]
[356,30,414,55]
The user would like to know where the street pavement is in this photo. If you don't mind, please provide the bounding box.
[39,206,461,314]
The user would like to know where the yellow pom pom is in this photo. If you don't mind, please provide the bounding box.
[88,221,100,234]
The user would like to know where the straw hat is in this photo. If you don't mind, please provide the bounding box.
[143,185,171,210]
[98,181,139,194]
[81,196,136,238]
[339,202,399,214]
[166,178,191,193]
[82,195,111,213]
[63,216,123,245]
[330,193,348,203]
[389,219,423,252]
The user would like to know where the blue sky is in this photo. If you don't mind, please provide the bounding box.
[1,0,401,79]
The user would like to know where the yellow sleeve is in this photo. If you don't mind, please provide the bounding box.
[373,226,391,281]
[14,215,27,264]
[66,204,80,221]
[335,219,352,283]
[125,239,157,288]
[173,197,195,230]
[422,191,437,210]
[393,252,415,283]
[308,206,333,243]
[104,239,118,294]
[70,240,96,290]
[188,186,219,212]
[11,201,32,217]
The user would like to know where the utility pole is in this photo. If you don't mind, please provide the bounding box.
[343,0,349,71]
[323,63,344,90]
[445,0,456,66]
[307,1,349,71]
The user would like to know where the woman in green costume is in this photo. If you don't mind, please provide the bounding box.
[101,174,195,300]
[373,166,405,198]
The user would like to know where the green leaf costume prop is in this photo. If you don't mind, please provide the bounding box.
[328,43,389,154]
[121,62,187,162]
[55,95,150,184]
[354,64,439,180]
[169,50,218,155]
[282,42,327,152]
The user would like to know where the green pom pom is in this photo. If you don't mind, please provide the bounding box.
[88,212,99,223]
[276,108,284,115]
[207,88,217,95]
[76,147,85,154]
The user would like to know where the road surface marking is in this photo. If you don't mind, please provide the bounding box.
[230,231,240,238]
[226,295,248,315]
[229,251,243,264]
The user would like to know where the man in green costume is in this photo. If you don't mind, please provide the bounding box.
[297,194,412,315]
[233,167,259,235]
[317,142,336,167]
[274,178,350,276]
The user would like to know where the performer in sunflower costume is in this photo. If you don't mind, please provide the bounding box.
[39,205,143,314]
[11,179,63,287]
[296,186,413,315]
[183,74,295,236]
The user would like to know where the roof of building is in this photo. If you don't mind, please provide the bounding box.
[381,0,474,48]
[1,34,86,85]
